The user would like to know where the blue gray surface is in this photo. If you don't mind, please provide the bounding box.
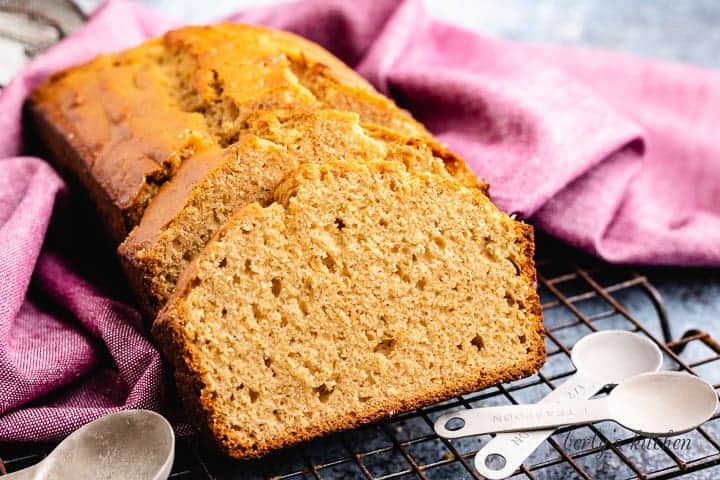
[78,0,720,71]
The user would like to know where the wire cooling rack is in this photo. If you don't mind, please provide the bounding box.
[2,235,719,479]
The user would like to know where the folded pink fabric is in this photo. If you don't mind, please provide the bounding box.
[2,0,719,442]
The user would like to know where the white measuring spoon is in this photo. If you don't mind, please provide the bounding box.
[468,330,663,479]
[436,371,718,437]
[3,410,174,480]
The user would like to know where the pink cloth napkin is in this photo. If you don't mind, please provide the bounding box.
[2,0,720,442]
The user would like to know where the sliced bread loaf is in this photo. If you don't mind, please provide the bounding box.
[29,23,427,242]
[119,109,481,316]
[152,160,544,459]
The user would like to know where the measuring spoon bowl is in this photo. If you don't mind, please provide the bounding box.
[473,331,663,479]
[4,410,174,480]
[571,330,663,384]
[438,331,663,441]
[610,371,718,436]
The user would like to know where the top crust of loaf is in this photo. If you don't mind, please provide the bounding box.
[29,23,429,242]
[153,160,543,459]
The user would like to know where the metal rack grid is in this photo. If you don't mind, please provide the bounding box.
[2,236,720,479]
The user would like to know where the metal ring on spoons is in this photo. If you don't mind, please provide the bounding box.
[3,410,174,480]
[466,330,664,479]
[436,371,718,438]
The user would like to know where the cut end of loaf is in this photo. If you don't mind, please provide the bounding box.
[120,109,482,317]
[153,161,544,459]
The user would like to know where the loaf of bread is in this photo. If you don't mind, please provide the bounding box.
[29,23,427,243]
[119,109,482,316]
[153,161,544,459]
[29,22,545,460]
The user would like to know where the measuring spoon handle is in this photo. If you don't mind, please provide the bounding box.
[474,374,602,479]
[435,394,610,438]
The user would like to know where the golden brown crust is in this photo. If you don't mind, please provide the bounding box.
[153,161,544,459]
[28,39,214,242]
[360,122,487,192]
[27,98,131,243]
[288,59,428,138]
[164,23,374,92]
[28,23,432,243]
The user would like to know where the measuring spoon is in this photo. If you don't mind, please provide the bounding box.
[469,330,663,479]
[436,371,717,438]
[3,410,174,480]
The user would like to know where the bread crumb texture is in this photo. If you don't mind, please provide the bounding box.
[119,109,481,316]
[153,161,544,459]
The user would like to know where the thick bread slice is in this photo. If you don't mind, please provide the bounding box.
[119,109,482,317]
[152,161,544,459]
[29,23,427,242]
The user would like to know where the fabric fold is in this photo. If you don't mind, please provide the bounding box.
[0,252,164,441]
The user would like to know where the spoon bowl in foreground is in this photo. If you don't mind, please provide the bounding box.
[4,410,174,480]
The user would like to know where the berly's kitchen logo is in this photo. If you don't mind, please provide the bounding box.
[563,429,692,458]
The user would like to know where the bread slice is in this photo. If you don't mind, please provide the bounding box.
[119,109,482,316]
[152,161,544,459]
[29,23,427,242]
